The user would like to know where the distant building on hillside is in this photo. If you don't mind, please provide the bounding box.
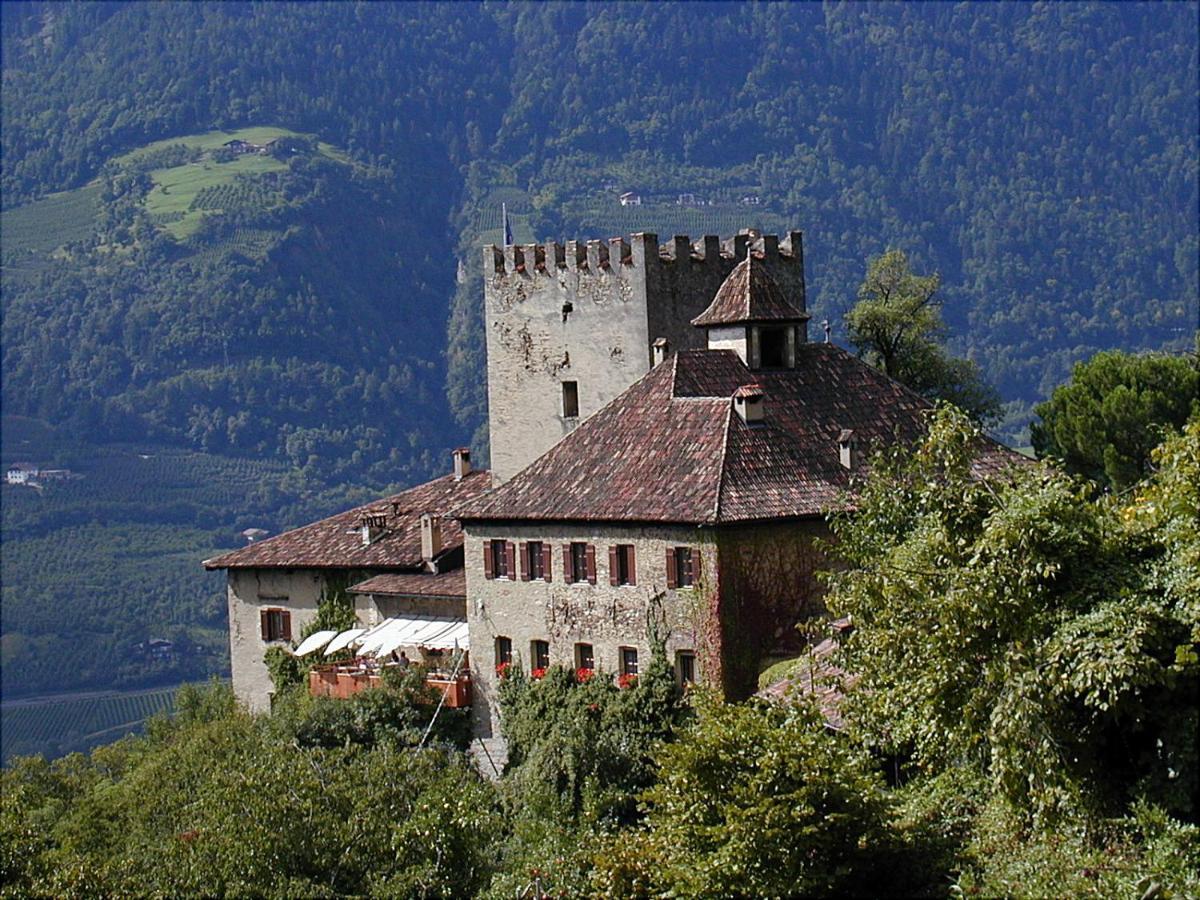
[618,191,642,206]
[5,463,38,485]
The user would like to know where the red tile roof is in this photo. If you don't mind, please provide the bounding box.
[454,345,1020,525]
[203,470,490,569]
[347,570,466,599]
[692,255,809,326]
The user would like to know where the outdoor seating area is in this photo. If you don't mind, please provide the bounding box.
[294,615,471,706]
[307,662,472,707]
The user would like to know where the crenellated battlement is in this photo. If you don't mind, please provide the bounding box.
[484,229,804,277]
[483,226,808,484]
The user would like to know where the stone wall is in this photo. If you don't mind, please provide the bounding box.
[482,231,807,483]
[464,522,718,739]
[714,519,831,698]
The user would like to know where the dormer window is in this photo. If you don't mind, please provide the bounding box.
[733,384,765,425]
[759,326,788,368]
[838,429,858,470]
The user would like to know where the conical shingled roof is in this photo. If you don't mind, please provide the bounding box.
[691,255,810,327]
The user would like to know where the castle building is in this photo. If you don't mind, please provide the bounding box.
[207,227,1015,730]
[458,244,1013,745]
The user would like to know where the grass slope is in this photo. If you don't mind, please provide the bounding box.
[0,182,103,275]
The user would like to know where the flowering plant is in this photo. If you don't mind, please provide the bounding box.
[617,672,638,689]
[575,667,594,683]
[531,667,547,680]
[495,661,512,679]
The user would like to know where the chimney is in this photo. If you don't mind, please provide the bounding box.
[421,513,443,564]
[838,429,857,470]
[360,512,388,546]
[653,337,670,366]
[453,447,471,481]
[732,384,765,424]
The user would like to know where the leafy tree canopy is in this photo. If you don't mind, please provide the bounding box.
[1031,345,1200,489]
[825,407,1198,828]
[846,250,1001,422]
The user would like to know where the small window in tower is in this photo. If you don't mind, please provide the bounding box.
[676,650,697,685]
[531,639,550,671]
[759,327,788,368]
[562,381,579,418]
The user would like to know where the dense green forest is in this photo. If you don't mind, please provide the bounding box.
[1,2,1196,705]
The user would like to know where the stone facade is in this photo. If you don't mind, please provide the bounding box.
[482,231,807,483]
[464,522,716,739]
[463,517,831,739]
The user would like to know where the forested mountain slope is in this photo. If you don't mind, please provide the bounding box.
[4,2,1195,457]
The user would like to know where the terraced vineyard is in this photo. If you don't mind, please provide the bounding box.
[0,684,208,761]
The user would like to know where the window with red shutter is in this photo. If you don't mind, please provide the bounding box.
[612,545,635,586]
[568,542,589,584]
[260,603,291,642]
[505,542,516,580]
[541,544,553,582]
[280,610,292,642]
[665,547,678,589]
[691,548,702,586]
[483,540,494,579]
[563,544,573,582]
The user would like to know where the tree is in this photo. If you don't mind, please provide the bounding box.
[1030,345,1199,490]
[824,406,1198,826]
[846,250,1000,423]
[589,693,891,898]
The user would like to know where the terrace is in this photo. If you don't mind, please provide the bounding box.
[294,615,471,707]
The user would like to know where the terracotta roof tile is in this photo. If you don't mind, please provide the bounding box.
[455,345,1021,525]
[347,570,466,599]
[203,470,490,569]
[691,255,809,326]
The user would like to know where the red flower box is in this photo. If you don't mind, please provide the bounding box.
[531,667,546,680]
[495,661,512,679]
[575,667,594,683]
[617,673,638,689]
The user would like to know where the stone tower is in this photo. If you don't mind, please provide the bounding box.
[482,230,808,483]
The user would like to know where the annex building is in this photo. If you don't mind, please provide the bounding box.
[206,229,1013,746]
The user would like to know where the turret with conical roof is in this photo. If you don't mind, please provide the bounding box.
[692,255,809,370]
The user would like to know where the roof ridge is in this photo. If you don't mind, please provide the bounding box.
[711,398,733,524]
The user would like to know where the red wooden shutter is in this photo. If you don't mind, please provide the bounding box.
[483,540,494,580]
[585,544,596,584]
[281,611,292,641]
[260,608,271,639]
[505,542,516,579]
[563,544,572,582]
[519,542,530,581]
[609,546,619,586]
[665,548,678,589]
[542,544,553,582]
[628,545,637,586]
[691,548,702,585]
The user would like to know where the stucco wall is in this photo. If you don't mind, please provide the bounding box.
[227,568,335,713]
[464,522,718,739]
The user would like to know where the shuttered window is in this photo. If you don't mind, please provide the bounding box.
[565,542,595,584]
[484,540,515,579]
[609,544,636,586]
[666,547,699,588]
[522,541,546,580]
[260,607,291,642]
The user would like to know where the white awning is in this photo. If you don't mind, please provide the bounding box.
[294,630,338,657]
[323,628,366,656]
[360,615,469,657]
